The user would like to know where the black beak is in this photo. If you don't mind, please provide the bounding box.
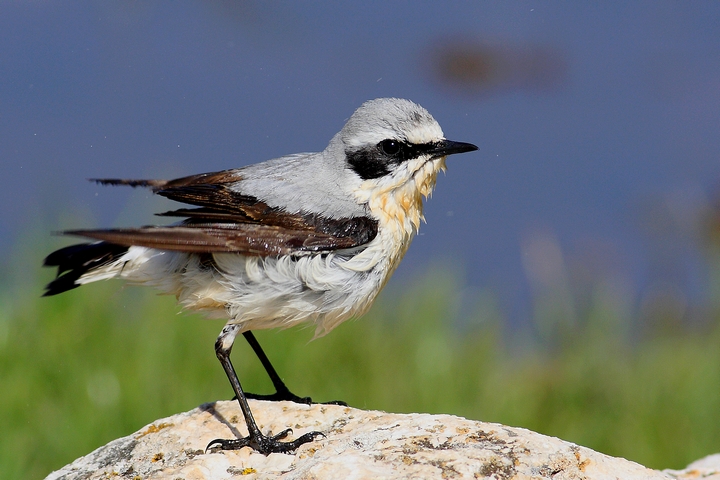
[429,139,478,157]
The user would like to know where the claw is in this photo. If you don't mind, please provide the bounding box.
[206,437,249,452]
[269,428,292,441]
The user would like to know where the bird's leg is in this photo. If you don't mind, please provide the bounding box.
[242,331,310,404]
[206,324,324,454]
[242,330,347,406]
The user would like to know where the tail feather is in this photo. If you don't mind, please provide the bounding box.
[43,242,129,296]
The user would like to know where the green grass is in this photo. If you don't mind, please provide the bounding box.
[1,254,720,478]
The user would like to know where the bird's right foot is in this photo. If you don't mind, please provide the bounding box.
[206,428,325,455]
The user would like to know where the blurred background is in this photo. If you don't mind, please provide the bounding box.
[2,2,720,478]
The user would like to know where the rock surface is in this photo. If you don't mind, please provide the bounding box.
[45,400,719,479]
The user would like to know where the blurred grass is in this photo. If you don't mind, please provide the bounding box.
[1,246,720,478]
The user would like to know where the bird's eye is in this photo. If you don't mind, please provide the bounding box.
[379,139,402,156]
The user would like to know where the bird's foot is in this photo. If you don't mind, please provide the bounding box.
[243,387,347,406]
[206,428,325,455]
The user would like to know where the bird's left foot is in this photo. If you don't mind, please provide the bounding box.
[206,428,325,454]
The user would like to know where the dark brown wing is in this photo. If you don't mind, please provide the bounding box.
[94,170,307,227]
[82,169,378,256]
[92,169,240,190]
[64,223,366,256]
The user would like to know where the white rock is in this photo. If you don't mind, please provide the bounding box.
[664,453,720,480]
[44,400,713,479]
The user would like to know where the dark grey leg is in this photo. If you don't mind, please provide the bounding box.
[242,331,347,406]
[206,325,324,454]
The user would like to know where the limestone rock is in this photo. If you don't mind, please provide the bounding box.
[44,400,713,479]
[664,454,720,479]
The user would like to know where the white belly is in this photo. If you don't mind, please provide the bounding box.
[96,230,407,338]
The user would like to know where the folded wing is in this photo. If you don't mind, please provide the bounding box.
[76,169,378,256]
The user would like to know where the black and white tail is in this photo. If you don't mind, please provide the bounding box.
[43,242,130,296]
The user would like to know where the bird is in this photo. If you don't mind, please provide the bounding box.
[43,97,478,455]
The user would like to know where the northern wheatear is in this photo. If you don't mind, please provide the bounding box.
[44,98,478,454]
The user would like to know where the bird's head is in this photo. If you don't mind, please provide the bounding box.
[331,98,477,231]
